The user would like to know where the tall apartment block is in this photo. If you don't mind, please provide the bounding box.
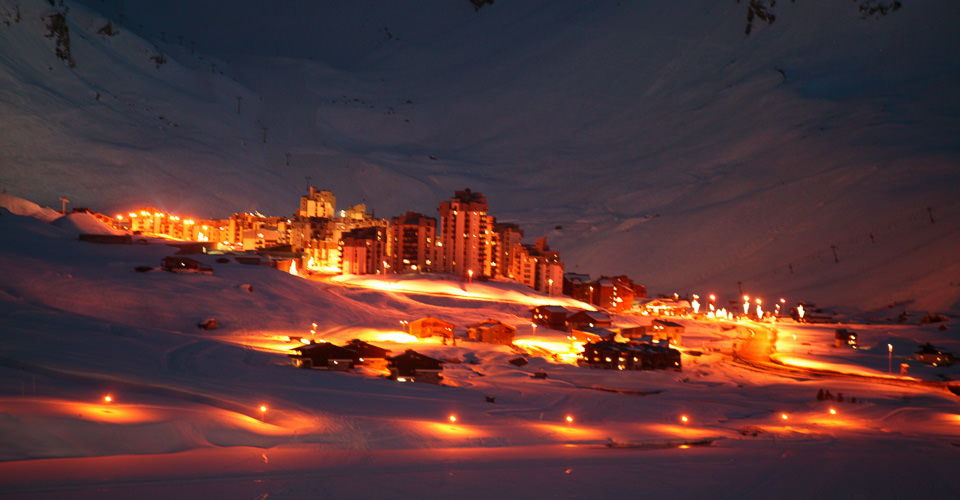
[390,211,437,273]
[437,189,495,278]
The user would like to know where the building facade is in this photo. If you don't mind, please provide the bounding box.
[437,189,495,278]
[339,226,388,275]
[389,211,437,273]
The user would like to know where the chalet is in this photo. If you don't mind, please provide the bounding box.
[568,326,612,344]
[531,305,570,330]
[407,316,455,342]
[834,329,858,348]
[387,349,444,384]
[618,326,646,339]
[344,339,391,360]
[566,310,612,330]
[467,319,517,346]
[648,319,684,346]
[635,298,690,316]
[161,256,212,274]
[913,343,956,367]
[289,342,358,370]
[344,339,392,370]
[579,340,681,371]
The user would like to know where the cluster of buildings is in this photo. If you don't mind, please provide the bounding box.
[562,274,648,313]
[114,209,293,252]
[289,340,445,384]
[406,316,518,346]
[113,188,566,295]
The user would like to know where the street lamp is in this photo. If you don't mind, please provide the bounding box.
[467,269,473,284]
[548,278,554,296]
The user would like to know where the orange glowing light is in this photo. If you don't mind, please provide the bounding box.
[259,405,268,413]
[449,415,457,423]
[780,413,789,421]
[829,408,837,415]
[565,415,574,423]
[681,415,689,423]
[103,395,113,403]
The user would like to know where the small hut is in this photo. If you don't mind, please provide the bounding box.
[289,342,358,371]
[407,316,455,343]
[387,350,444,384]
[344,339,392,370]
[467,320,517,346]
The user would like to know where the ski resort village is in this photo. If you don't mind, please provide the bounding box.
[2,0,959,498]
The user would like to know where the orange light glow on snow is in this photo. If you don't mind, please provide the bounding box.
[772,354,916,380]
[367,331,420,343]
[530,422,605,441]
[645,423,718,439]
[329,275,594,310]
[409,419,490,440]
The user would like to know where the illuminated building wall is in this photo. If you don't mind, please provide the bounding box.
[389,211,436,273]
[437,189,494,278]
[298,187,336,218]
[493,222,523,279]
[340,226,387,275]
[509,237,564,296]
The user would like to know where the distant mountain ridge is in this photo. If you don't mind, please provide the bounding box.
[1,0,958,313]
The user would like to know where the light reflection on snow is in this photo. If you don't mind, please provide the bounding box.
[513,338,582,364]
[410,420,491,439]
[528,422,605,441]
[645,423,723,439]
[771,354,918,380]
[330,275,595,310]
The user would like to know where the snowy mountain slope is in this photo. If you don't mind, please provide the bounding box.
[2,206,960,498]
[1,0,958,312]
